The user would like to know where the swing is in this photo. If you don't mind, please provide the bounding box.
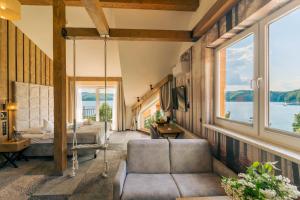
[71,36,109,178]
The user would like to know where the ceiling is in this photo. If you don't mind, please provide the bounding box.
[13,0,216,106]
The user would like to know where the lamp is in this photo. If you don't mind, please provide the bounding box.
[0,0,21,21]
[7,102,18,111]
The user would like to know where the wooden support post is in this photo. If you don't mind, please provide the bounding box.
[53,0,67,175]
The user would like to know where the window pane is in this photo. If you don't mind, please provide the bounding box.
[268,8,300,133]
[99,88,115,122]
[81,88,96,121]
[218,34,254,123]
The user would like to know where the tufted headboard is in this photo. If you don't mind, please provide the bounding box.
[14,82,54,131]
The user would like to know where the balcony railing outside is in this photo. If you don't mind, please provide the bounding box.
[83,106,96,120]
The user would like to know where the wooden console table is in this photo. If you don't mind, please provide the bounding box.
[157,124,184,138]
[0,138,31,168]
[177,196,230,200]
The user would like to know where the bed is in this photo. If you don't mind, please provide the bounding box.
[13,82,110,157]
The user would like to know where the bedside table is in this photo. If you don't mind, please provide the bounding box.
[0,138,31,168]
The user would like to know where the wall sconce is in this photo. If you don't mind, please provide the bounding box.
[7,102,18,111]
[150,84,153,90]
[0,0,21,21]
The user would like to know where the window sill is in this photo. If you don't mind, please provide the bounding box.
[204,124,300,164]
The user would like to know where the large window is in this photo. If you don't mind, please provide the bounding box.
[217,34,255,124]
[78,86,116,122]
[215,1,300,150]
[267,7,300,134]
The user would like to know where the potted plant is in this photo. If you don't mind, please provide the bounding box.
[222,161,300,200]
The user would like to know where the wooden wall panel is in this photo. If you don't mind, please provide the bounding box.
[0,20,7,101]
[50,60,53,86]
[46,57,50,85]
[35,47,41,84]
[192,42,202,136]
[8,22,16,101]
[8,22,16,135]
[24,35,30,83]
[0,20,53,137]
[41,52,45,85]
[17,29,24,82]
[30,42,36,83]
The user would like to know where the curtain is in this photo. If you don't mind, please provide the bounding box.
[68,79,75,123]
[76,88,83,122]
[160,81,173,114]
[116,80,126,131]
[131,104,141,131]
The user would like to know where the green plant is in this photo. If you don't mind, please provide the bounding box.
[99,103,112,122]
[292,113,300,133]
[155,110,163,121]
[144,116,155,129]
[222,162,300,200]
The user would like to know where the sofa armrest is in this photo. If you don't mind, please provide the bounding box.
[113,160,127,200]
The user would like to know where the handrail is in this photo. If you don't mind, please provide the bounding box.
[131,74,173,111]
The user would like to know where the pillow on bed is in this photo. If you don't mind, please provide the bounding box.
[43,119,54,133]
[24,128,46,134]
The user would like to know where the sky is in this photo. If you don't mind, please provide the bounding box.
[223,7,300,92]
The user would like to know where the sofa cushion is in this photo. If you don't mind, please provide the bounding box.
[121,174,180,200]
[172,173,225,197]
[169,139,212,173]
[127,140,170,173]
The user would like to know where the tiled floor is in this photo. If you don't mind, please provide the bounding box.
[0,131,149,200]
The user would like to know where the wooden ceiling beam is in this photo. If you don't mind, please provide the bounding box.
[63,27,193,42]
[192,0,239,39]
[19,0,199,11]
[81,0,109,35]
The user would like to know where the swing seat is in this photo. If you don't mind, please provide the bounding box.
[72,143,108,151]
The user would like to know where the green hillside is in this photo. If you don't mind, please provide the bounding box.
[226,89,300,103]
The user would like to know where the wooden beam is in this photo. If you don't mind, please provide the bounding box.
[68,76,122,82]
[53,0,67,175]
[81,0,109,35]
[64,28,193,42]
[132,74,173,111]
[192,0,239,39]
[19,0,199,11]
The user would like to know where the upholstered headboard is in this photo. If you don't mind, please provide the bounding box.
[29,84,40,128]
[14,82,30,131]
[14,82,54,131]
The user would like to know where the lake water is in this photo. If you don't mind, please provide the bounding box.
[82,100,114,108]
[226,102,300,132]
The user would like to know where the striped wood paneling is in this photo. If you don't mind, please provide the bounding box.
[24,35,30,83]
[17,29,24,82]
[35,47,41,84]
[30,42,36,83]
[0,19,53,135]
[0,20,7,100]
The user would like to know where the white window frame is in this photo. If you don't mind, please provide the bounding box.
[77,85,116,122]
[214,24,259,137]
[259,0,300,151]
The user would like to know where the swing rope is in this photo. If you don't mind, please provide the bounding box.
[71,36,109,178]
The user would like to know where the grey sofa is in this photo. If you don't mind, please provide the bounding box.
[113,139,232,200]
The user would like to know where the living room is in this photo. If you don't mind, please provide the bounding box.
[0,0,300,200]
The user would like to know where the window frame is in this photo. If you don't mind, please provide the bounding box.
[214,24,259,137]
[258,0,300,150]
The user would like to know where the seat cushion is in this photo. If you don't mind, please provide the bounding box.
[127,140,170,173]
[172,173,226,197]
[121,174,180,200]
[169,139,212,173]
